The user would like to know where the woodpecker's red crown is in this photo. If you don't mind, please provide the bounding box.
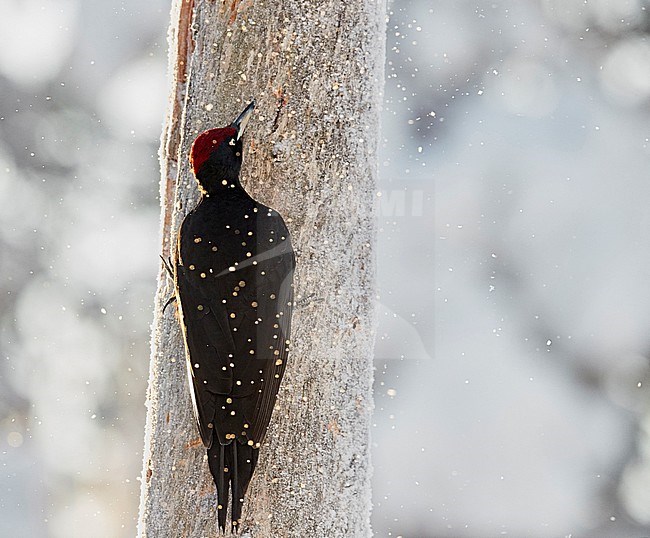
[189,100,255,177]
[189,127,237,176]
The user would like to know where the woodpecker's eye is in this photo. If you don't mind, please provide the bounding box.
[229,138,236,146]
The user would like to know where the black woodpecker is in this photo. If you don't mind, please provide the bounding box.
[172,101,295,532]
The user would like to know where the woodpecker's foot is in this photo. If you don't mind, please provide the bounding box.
[159,255,174,279]
[162,294,176,314]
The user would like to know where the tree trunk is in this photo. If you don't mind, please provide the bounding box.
[138,0,384,536]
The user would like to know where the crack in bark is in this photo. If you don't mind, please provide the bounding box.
[161,0,196,258]
[270,87,287,135]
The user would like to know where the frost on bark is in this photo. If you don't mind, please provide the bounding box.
[138,0,385,536]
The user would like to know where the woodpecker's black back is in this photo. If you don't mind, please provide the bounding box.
[173,102,295,532]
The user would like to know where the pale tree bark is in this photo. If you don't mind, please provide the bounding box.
[138,0,385,536]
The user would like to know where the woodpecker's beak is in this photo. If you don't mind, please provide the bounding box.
[232,100,255,140]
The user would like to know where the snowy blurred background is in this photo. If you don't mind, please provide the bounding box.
[2,0,650,536]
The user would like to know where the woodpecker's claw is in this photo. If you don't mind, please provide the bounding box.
[160,255,174,278]
[162,294,176,314]
[159,256,176,313]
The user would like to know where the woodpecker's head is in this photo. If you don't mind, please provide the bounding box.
[189,100,255,193]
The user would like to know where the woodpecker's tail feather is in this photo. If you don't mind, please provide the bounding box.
[207,440,259,533]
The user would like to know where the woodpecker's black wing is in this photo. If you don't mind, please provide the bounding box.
[235,234,295,446]
[174,251,236,449]
[174,200,294,530]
